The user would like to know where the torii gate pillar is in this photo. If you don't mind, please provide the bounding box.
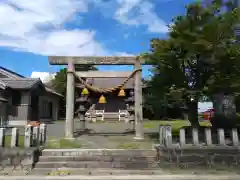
[134,60,144,140]
[65,59,75,138]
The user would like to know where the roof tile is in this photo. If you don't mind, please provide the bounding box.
[87,78,134,89]
[0,78,41,89]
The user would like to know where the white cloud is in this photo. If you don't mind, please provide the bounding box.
[0,0,168,56]
[90,0,168,34]
[115,52,135,56]
[31,71,56,83]
[115,0,169,33]
[0,0,111,56]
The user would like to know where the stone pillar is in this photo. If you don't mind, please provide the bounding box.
[0,128,5,147]
[33,126,40,146]
[24,125,33,148]
[11,128,19,147]
[134,60,144,140]
[39,123,47,146]
[65,59,75,138]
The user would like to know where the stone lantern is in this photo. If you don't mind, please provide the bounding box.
[76,95,90,132]
[125,90,135,132]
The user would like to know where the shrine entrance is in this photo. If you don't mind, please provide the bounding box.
[48,56,149,140]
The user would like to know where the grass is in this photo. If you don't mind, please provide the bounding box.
[117,142,141,149]
[3,136,82,149]
[45,137,82,149]
[144,119,211,137]
[143,119,211,129]
[4,135,24,147]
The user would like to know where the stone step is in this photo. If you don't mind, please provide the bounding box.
[100,112,119,120]
[34,161,159,169]
[29,168,165,176]
[38,155,157,162]
[41,149,156,157]
[0,175,239,180]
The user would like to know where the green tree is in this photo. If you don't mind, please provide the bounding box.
[51,65,98,118]
[143,0,240,126]
[143,67,186,120]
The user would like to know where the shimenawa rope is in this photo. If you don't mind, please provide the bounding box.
[73,69,141,93]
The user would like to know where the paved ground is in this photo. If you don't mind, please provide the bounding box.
[0,174,239,180]
[45,120,159,149]
[47,120,159,137]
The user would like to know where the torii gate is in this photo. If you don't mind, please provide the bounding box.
[48,56,147,140]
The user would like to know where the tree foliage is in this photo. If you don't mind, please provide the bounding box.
[51,65,97,97]
[143,0,240,126]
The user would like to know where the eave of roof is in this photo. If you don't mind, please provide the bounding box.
[0,96,8,102]
[76,77,148,89]
[0,80,6,90]
[45,86,63,97]
[0,66,62,97]
[0,78,42,89]
[0,66,25,79]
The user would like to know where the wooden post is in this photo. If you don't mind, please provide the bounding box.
[134,60,144,140]
[65,59,75,138]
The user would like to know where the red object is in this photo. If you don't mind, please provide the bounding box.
[203,109,215,121]
[27,121,40,127]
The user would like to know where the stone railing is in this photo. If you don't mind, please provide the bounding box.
[0,124,47,173]
[155,125,240,169]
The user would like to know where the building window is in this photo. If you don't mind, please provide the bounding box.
[11,91,21,105]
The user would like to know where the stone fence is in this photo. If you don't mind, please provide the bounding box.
[0,124,47,148]
[155,125,240,169]
[0,124,47,173]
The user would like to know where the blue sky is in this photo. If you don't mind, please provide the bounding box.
[0,0,196,82]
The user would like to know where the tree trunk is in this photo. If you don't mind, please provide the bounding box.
[187,100,200,127]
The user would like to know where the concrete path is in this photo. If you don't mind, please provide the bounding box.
[0,175,240,180]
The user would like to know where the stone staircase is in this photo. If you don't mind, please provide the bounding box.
[1,149,240,179]
[30,149,161,176]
